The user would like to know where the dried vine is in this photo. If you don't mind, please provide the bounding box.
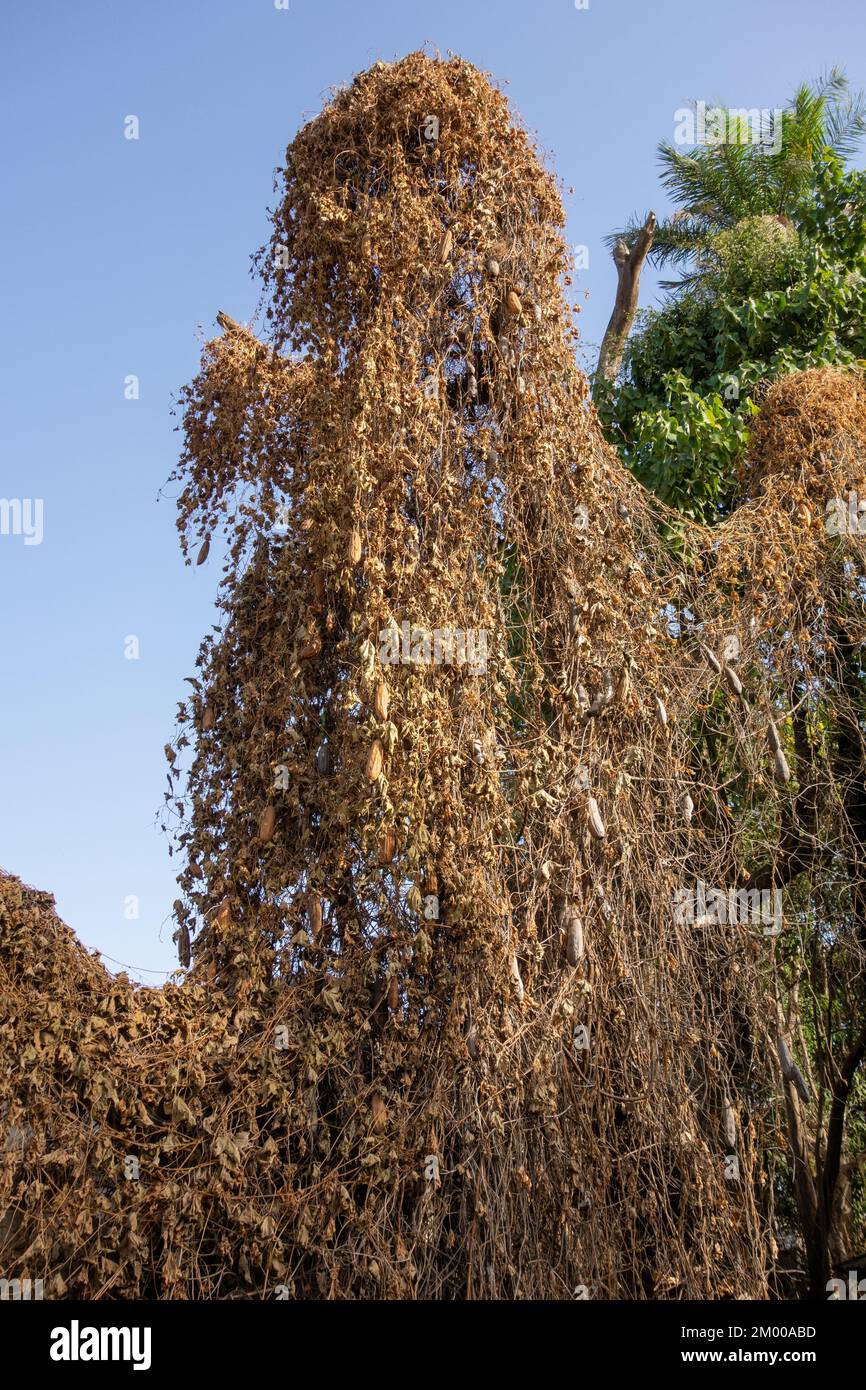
[2,54,865,1301]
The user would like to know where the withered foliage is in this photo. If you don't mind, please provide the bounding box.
[2,54,865,1300]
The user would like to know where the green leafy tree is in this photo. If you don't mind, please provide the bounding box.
[598,153,866,520]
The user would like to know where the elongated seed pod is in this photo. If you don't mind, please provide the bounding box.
[365,738,384,782]
[316,742,330,775]
[439,227,453,262]
[506,288,522,317]
[774,747,791,784]
[723,665,744,699]
[565,912,585,967]
[654,695,668,730]
[258,804,276,843]
[378,828,396,864]
[702,644,722,675]
[373,680,389,721]
[723,1097,737,1148]
[767,719,782,753]
[201,705,215,732]
[510,954,524,1002]
[387,976,399,1011]
[587,796,606,840]
[472,738,484,766]
[371,1093,388,1133]
[348,529,363,565]
[682,792,695,824]
[307,893,322,940]
[176,923,191,969]
[196,535,210,566]
[466,1025,479,1060]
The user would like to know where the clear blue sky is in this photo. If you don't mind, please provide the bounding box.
[2,0,864,980]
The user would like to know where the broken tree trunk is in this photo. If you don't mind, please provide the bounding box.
[593,211,656,398]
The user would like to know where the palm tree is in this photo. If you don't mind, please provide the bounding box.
[609,69,866,289]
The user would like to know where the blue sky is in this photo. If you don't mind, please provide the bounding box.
[2,0,864,980]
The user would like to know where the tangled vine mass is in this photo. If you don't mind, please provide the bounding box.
[2,53,865,1300]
